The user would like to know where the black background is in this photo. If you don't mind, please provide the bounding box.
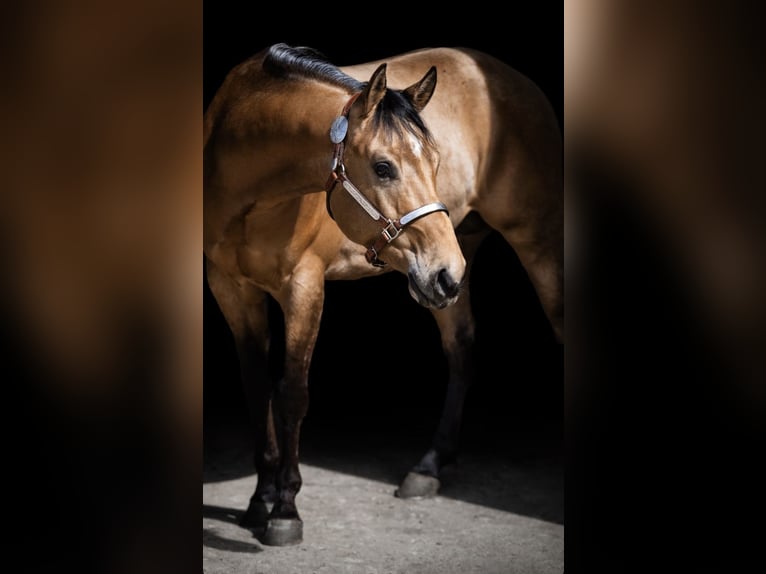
[203,5,564,452]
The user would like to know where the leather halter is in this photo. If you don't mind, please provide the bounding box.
[324,93,449,267]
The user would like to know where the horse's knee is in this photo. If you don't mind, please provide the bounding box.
[256,442,279,470]
[274,378,309,423]
[448,320,476,352]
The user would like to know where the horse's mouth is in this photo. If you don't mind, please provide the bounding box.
[407,273,455,310]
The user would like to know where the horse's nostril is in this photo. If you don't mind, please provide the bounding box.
[436,268,460,298]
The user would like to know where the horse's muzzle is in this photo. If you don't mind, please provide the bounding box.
[407,269,462,309]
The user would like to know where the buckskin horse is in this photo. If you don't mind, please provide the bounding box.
[204,43,562,545]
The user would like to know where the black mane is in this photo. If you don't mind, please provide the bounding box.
[263,43,363,91]
[264,43,433,144]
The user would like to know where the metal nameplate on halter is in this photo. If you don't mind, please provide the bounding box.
[342,179,382,220]
[329,116,348,144]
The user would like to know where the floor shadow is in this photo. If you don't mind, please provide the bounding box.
[203,528,262,554]
[299,424,564,525]
[204,416,563,525]
[202,504,245,525]
[202,505,265,554]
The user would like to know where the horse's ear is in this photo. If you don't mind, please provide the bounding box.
[361,63,387,116]
[403,66,437,112]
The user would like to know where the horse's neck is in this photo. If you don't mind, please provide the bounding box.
[250,83,350,209]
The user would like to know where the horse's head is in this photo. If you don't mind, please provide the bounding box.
[328,64,465,309]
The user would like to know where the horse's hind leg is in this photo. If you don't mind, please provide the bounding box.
[261,259,325,546]
[497,227,563,343]
[476,176,564,342]
[397,223,488,498]
[205,260,279,530]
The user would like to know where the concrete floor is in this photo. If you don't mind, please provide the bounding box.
[203,422,563,573]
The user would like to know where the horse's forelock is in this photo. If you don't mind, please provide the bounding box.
[371,89,434,150]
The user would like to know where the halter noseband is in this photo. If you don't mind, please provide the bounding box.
[324,92,449,267]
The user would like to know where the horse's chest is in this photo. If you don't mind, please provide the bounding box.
[212,202,317,289]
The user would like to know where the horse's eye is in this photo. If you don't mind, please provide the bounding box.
[374,161,393,179]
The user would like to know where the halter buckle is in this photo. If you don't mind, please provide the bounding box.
[381,220,401,243]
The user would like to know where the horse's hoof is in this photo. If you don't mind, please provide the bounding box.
[239,501,271,531]
[395,471,440,499]
[260,518,303,546]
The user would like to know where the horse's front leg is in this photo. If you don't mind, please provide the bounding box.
[261,261,325,546]
[205,260,279,529]
[397,228,485,498]
[396,286,476,498]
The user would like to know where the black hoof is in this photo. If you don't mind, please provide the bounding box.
[239,500,271,531]
[260,518,303,546]
[395,471,440,499]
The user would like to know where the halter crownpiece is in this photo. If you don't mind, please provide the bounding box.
[324,92,449,267]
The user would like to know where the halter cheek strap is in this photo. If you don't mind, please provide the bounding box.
[324,93,449,268]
